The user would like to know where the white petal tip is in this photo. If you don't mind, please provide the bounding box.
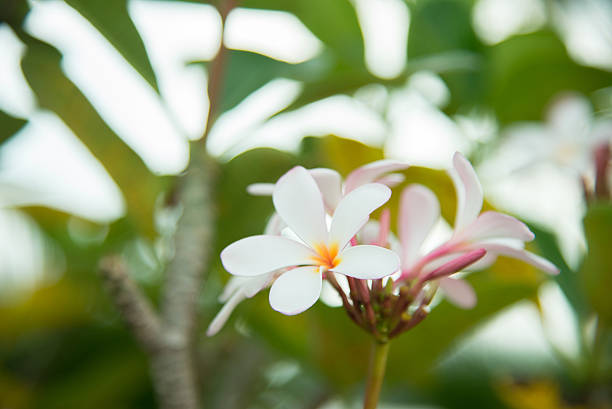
[246,183,275,196]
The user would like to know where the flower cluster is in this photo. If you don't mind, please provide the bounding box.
[207,154,558,339]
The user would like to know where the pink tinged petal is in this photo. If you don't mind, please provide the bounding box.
[375,173,405,188]
[206,290,246,336]
[331,245,400,279]
[377,208,391,246]
[344,159,409,193]
[246,183,275,196]
[451,152,483,231]
[221,235,315,277]
[399,185,440,269]
[422,248,487,281]
[269,266,322,315]
[358,220,382,245]
[310,168,343,212]
[329,183,391,250]
[273,166,328,247]
[456,211,535,243]
[478,243,560,275]
[439,277,477,309]
[465,251,498,271]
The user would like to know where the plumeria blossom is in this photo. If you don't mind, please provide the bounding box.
[220,166,400,315]
[247,159,409,213]
[395,152,559,309]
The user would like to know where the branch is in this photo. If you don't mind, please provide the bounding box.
[201,0,238,141]
[162,151,216,340]
[99,255,162,353]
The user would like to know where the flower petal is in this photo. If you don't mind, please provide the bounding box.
[399,184,440,269]
[206,290,246,336]
[375,173,405,188]
[246,183,275,196]
[344,159,409,193]
[332,245,400,279]
[439,277,477,309]
[219,276,249,302]
[456,211,535,243]
[269,266,322,315]
[264,213,286,236]
[450,152,483,231]
[221,235,315,276]
[320,279,343,307]
[422,248,486,281]
[329,183,391,250]
[242,272,277,297]
[273,166,328,247]
[310,168,343,212]
[478,242,559,275]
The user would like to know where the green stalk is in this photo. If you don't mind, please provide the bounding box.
[363,340,390,409]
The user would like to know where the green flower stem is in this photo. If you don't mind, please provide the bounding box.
[363,340,390,409]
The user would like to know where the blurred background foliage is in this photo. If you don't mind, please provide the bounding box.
[0,0,611,408]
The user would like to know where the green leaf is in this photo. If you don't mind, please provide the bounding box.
[0,109,27,145]
[0,280,93,341]
[241,0,365,66]
[20,36,166,237]
[530,224,589,318]
[580,204,612,323]
[216,147,298,256]
[64,0,159,92]
[194,49,382,116]
[487,30,612,124]
[407,0,481,59]
[210,50,298,114]
[406,0,485,112]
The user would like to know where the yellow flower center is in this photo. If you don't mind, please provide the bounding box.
[311,242,341,270]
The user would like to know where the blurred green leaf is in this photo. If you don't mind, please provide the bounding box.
[0,109,26,145]
[487,30,612,124]
[406,0,484,112]
[216,147,297,256]
[195,49,384,116]
[297,135,383,174]
[64,0,159,92]
[194,50,300,114]
[241,0,365,66]
[407,0,481,58]
[530,225,589,318]
[36,348,149,409]
[580,203,612,324]
[20,36,167,237]
[0,280,93,341]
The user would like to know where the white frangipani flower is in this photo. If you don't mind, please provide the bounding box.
[221,166,400,315]
[246,159,409,213]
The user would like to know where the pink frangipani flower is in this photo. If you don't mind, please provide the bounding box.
[221,166,400,315]
[445,152,559,274]
[396,152,559,309]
